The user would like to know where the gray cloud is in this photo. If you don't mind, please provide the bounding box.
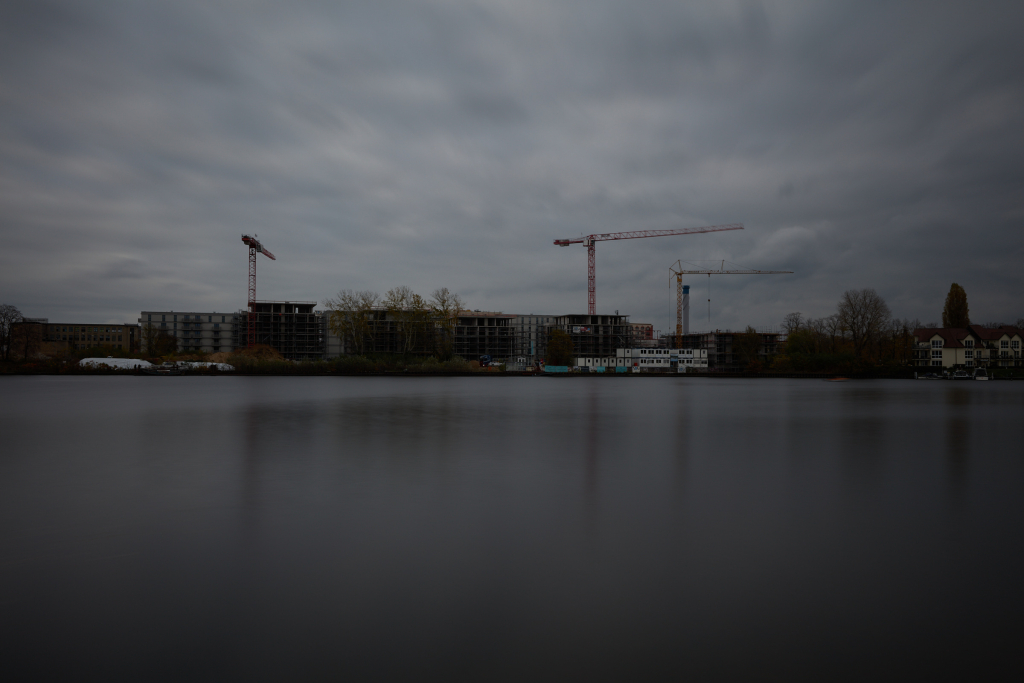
[1,0,1022,331]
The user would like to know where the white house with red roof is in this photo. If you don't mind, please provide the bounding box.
[912,326,1023,369]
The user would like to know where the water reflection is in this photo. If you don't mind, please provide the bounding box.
[944,387,971,508]
[1,377,1023,679]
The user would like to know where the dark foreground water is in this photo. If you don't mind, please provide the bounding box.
[1,376,1022,680]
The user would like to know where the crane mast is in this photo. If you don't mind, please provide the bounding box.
[241,235,276,347]
[554,224,742,315]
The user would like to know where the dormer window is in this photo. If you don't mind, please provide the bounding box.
[964,339,973,348]
[931,339,942,348]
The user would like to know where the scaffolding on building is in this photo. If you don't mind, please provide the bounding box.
[236,301,324,360]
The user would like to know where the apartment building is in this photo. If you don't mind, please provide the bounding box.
[913,327,1023,368]
[139,311,238,354]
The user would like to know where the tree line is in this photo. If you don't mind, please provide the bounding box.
[774,288,918,371]
[774,284,1023,372]
[323,287,465,360]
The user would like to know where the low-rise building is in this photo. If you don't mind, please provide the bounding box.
[569,348,709,372]
[12,319,139,357]
[139,311,239,354]
[617,347,709,371]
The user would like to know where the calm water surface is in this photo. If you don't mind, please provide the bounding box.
[1,376,1022,680]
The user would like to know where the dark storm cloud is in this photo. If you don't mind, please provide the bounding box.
[1,0,1021,329]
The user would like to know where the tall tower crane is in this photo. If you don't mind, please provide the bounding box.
[669,260,792,347]
[241,234,276,347]
[554,224,743,315]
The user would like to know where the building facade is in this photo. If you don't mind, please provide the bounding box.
[11,319,139,357]
[139,311,239,354]
[236,302,324,361]
[324,308,513,362]
[666,330,782,372]
[453,312,514,361]
[549,314,634,359]
[508,314,557,365]
[912,327,1022,369]
[630,323,654,341]
[616,347,709,371]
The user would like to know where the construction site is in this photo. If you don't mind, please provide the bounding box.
[236,301,324,361]
[219,227,793,369]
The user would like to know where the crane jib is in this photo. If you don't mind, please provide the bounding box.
[553,223,742,245]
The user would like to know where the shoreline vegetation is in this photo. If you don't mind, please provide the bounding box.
[3,357,1022,379]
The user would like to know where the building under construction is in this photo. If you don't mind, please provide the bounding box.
[323,308,513,360]
[236,301,324,360]
[549,314,635,358]
[453,312,515,360]
[659,329,782,372]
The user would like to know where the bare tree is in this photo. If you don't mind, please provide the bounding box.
[1017,318,1024,330]
[782,312,803,334]
[821,313,844,355]
[807,317,828,354]
[431,287,465,360]
[0,304,23,361]
[837,288,891,358]
[384,286,431,354]
[734,326,763,368]
[324,289,380,355]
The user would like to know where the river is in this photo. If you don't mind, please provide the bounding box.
[1,376,1022,679]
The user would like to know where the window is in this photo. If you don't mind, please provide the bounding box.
[1013,341,1021,350]
[965,360,973,367]
[965,350,973,359]
[964,339,973,348]
[1001,340,1008,348]
[148,315,152,322]
[162,315,166,322]
[932,360,941,366]
[931,339,942,348]
[931,350,942,358]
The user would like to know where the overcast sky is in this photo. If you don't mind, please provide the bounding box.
[2,0,1022,332]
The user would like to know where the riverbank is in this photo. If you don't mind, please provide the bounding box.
[3,363,1021,379]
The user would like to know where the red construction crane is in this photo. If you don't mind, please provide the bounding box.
[554,224,743,315]
[241,234,276,347]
